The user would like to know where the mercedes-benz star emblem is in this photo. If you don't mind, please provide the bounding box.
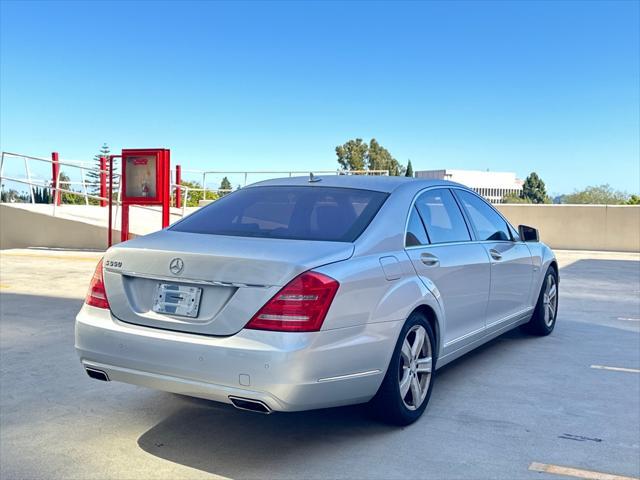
[169,258,184,275]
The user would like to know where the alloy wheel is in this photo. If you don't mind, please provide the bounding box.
[543,275,557,327]
[398,325,432,410]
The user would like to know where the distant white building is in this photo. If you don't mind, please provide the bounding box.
[415,169,523,204]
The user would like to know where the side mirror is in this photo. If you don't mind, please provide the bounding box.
[518,224,539,242]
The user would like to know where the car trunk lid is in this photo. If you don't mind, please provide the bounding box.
[102,230,353,336]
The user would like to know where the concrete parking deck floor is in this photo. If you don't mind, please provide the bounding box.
[1,249,639,480]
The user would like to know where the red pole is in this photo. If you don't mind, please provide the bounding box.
[51,152,61,205]
[106,153,128,243]
[121,205,129,242]
[175,164,182,208]
[161,149,170,228]
[108,154,122,246]
[99,156,107,207]
[108,156,113,247]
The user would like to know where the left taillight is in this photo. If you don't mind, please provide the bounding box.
[85,259,110,309]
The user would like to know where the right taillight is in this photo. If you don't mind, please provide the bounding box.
[245,271,339,332]
[85,259,110,309]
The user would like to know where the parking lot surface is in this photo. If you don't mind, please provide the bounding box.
[1,248,639,480]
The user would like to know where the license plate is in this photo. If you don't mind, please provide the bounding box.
[152,283,202,318]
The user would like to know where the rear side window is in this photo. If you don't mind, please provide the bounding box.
[171,186,388,242]
[406,207,430,247]
[414,189,471,244]
[455,190,512,241]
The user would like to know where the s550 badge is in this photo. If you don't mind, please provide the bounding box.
[105,260,122,268]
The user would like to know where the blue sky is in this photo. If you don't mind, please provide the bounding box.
[1,0,638,195]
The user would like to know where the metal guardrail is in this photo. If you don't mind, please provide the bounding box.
[0,151,118,207]
[171,168,389,201]
[1,151,391,220]
[0,152,223,220]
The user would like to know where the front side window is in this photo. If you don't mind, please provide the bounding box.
[455,190,512,241]
[414,189,471,244]
[170,186,388,242]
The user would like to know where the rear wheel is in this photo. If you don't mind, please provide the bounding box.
[522,266,558,336]
[370,312,436,426]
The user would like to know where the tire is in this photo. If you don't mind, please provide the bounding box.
[522,266,558,336]
[370,312,436,426]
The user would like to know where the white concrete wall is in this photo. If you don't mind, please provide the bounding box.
[496,204,640,253]
[0,204,202,250]
[0,204,126,250]
[1,203,638,253]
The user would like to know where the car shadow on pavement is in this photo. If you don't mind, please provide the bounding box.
[135,328,534,479]
[132,258,640,478]
[137,399,398,479]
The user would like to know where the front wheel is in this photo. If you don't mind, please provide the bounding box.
[370,312,436,426]
[522,266,558,336]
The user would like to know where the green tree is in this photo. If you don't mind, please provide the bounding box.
[367,139,405,175]
[33,186,51,204]
[177,180,219,207]
[42,186,51,204]
[502,192,531,204]
[219,176,232,196]
[335,138,368,171]
[405,160,414,178]
[335,138,405,176]
[626,194,640,205]
[1,188,28,202]
[367,139,391,171]
[521,172,550,204]
[57,172,85,204]
[85,144,113,203]
[562,184,630,205]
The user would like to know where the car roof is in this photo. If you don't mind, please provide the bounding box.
[247,175,464,194]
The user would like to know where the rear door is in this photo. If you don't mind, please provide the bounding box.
[405,188,491,347]
[453,189,534,327]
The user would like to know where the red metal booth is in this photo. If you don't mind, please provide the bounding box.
[117,148,171,243]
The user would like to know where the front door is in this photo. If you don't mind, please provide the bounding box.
[453,189,534,326]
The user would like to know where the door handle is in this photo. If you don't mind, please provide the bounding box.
[420,253,440,267]
[489,249,502,261]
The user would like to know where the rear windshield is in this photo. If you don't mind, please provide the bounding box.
[170,186,388,242]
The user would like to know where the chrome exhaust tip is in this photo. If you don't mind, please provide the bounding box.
[228,396,272,414]
[85,367,109,382]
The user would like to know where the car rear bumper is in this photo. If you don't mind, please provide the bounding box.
[75,304,401,412]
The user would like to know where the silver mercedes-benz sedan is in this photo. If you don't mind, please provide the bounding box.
[76,175,558,425]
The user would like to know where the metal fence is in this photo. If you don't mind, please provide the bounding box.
[1,151,390,220]
[0,151,115,209]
